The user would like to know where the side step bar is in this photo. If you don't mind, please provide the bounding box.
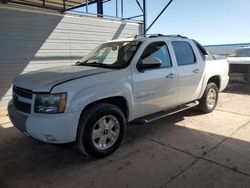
[133,101,199,124]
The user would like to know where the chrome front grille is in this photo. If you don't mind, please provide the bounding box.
[13,86,32,114]
[13,86,32,99]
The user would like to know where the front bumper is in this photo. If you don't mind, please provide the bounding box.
[8,101,28,133]
[8,100,81,144]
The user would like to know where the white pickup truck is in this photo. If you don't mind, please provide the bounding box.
[227,46,250,83]
[8,34,229,157]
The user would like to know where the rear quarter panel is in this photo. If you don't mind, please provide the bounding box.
[198,59,229,99]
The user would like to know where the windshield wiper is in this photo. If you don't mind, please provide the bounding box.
[76,60,100,65]
[75,61,116,69]
[75,61,83,65]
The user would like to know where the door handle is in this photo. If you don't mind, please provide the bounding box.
[166,73,176,78]
[193,69,199,74]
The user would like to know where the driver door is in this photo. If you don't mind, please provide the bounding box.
[132,41,178,118]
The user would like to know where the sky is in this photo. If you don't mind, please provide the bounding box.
[74,0,250,45]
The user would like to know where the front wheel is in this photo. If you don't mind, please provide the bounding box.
[77,103,126,158]
[199,82,219,113]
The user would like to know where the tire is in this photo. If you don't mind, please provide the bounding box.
[198,82,219,113]
[77,103,126,158]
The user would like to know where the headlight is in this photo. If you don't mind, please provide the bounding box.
[34,93,67,113]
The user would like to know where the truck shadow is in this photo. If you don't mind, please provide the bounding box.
[1,106,250,187]
[223,82,250,95]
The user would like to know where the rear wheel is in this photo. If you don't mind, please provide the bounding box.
[77,103,126,158]
[199,82,218,113]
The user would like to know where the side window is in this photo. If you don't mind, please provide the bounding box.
[192,40,215,61]
[140,42,172,68]
[172,41,196,66]
[193,40,207,61]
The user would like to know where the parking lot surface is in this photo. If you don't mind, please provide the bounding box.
[0,83,250,188]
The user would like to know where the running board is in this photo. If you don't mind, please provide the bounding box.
[133,101,199,124]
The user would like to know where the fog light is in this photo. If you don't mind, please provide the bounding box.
[45,135,57,142]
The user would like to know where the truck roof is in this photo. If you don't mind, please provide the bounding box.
[108,34,189,43]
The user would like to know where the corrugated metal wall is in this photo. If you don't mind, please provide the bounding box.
[0,6,142,112]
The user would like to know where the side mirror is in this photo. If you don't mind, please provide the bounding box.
[138,57,162,71]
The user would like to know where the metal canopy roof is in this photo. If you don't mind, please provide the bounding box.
[1,0,96,11]
[0,0,175,34]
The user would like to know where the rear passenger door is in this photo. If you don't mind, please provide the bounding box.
[171,41,203,104]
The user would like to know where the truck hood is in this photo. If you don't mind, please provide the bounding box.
[14,65,113,92]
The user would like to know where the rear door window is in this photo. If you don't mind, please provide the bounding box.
[172,41,196,66]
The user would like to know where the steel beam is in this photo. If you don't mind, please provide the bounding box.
[124,14,143,20]
[63,0,97,12]
[143,0,146,34]
[135,0,143,13]
[97,0,103,17]
[63,0,66,9]
[121,0,124,19]
[86,0,88,13]
[145,0,174,33]
[116,0,118,17]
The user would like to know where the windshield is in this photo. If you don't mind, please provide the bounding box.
[228,48,250,57]
[76,41,141,69]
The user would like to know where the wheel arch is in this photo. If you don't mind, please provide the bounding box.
[76,100,128,157]
[199,75,221,99]
[207,75,221,90]
[79,96,129,122]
